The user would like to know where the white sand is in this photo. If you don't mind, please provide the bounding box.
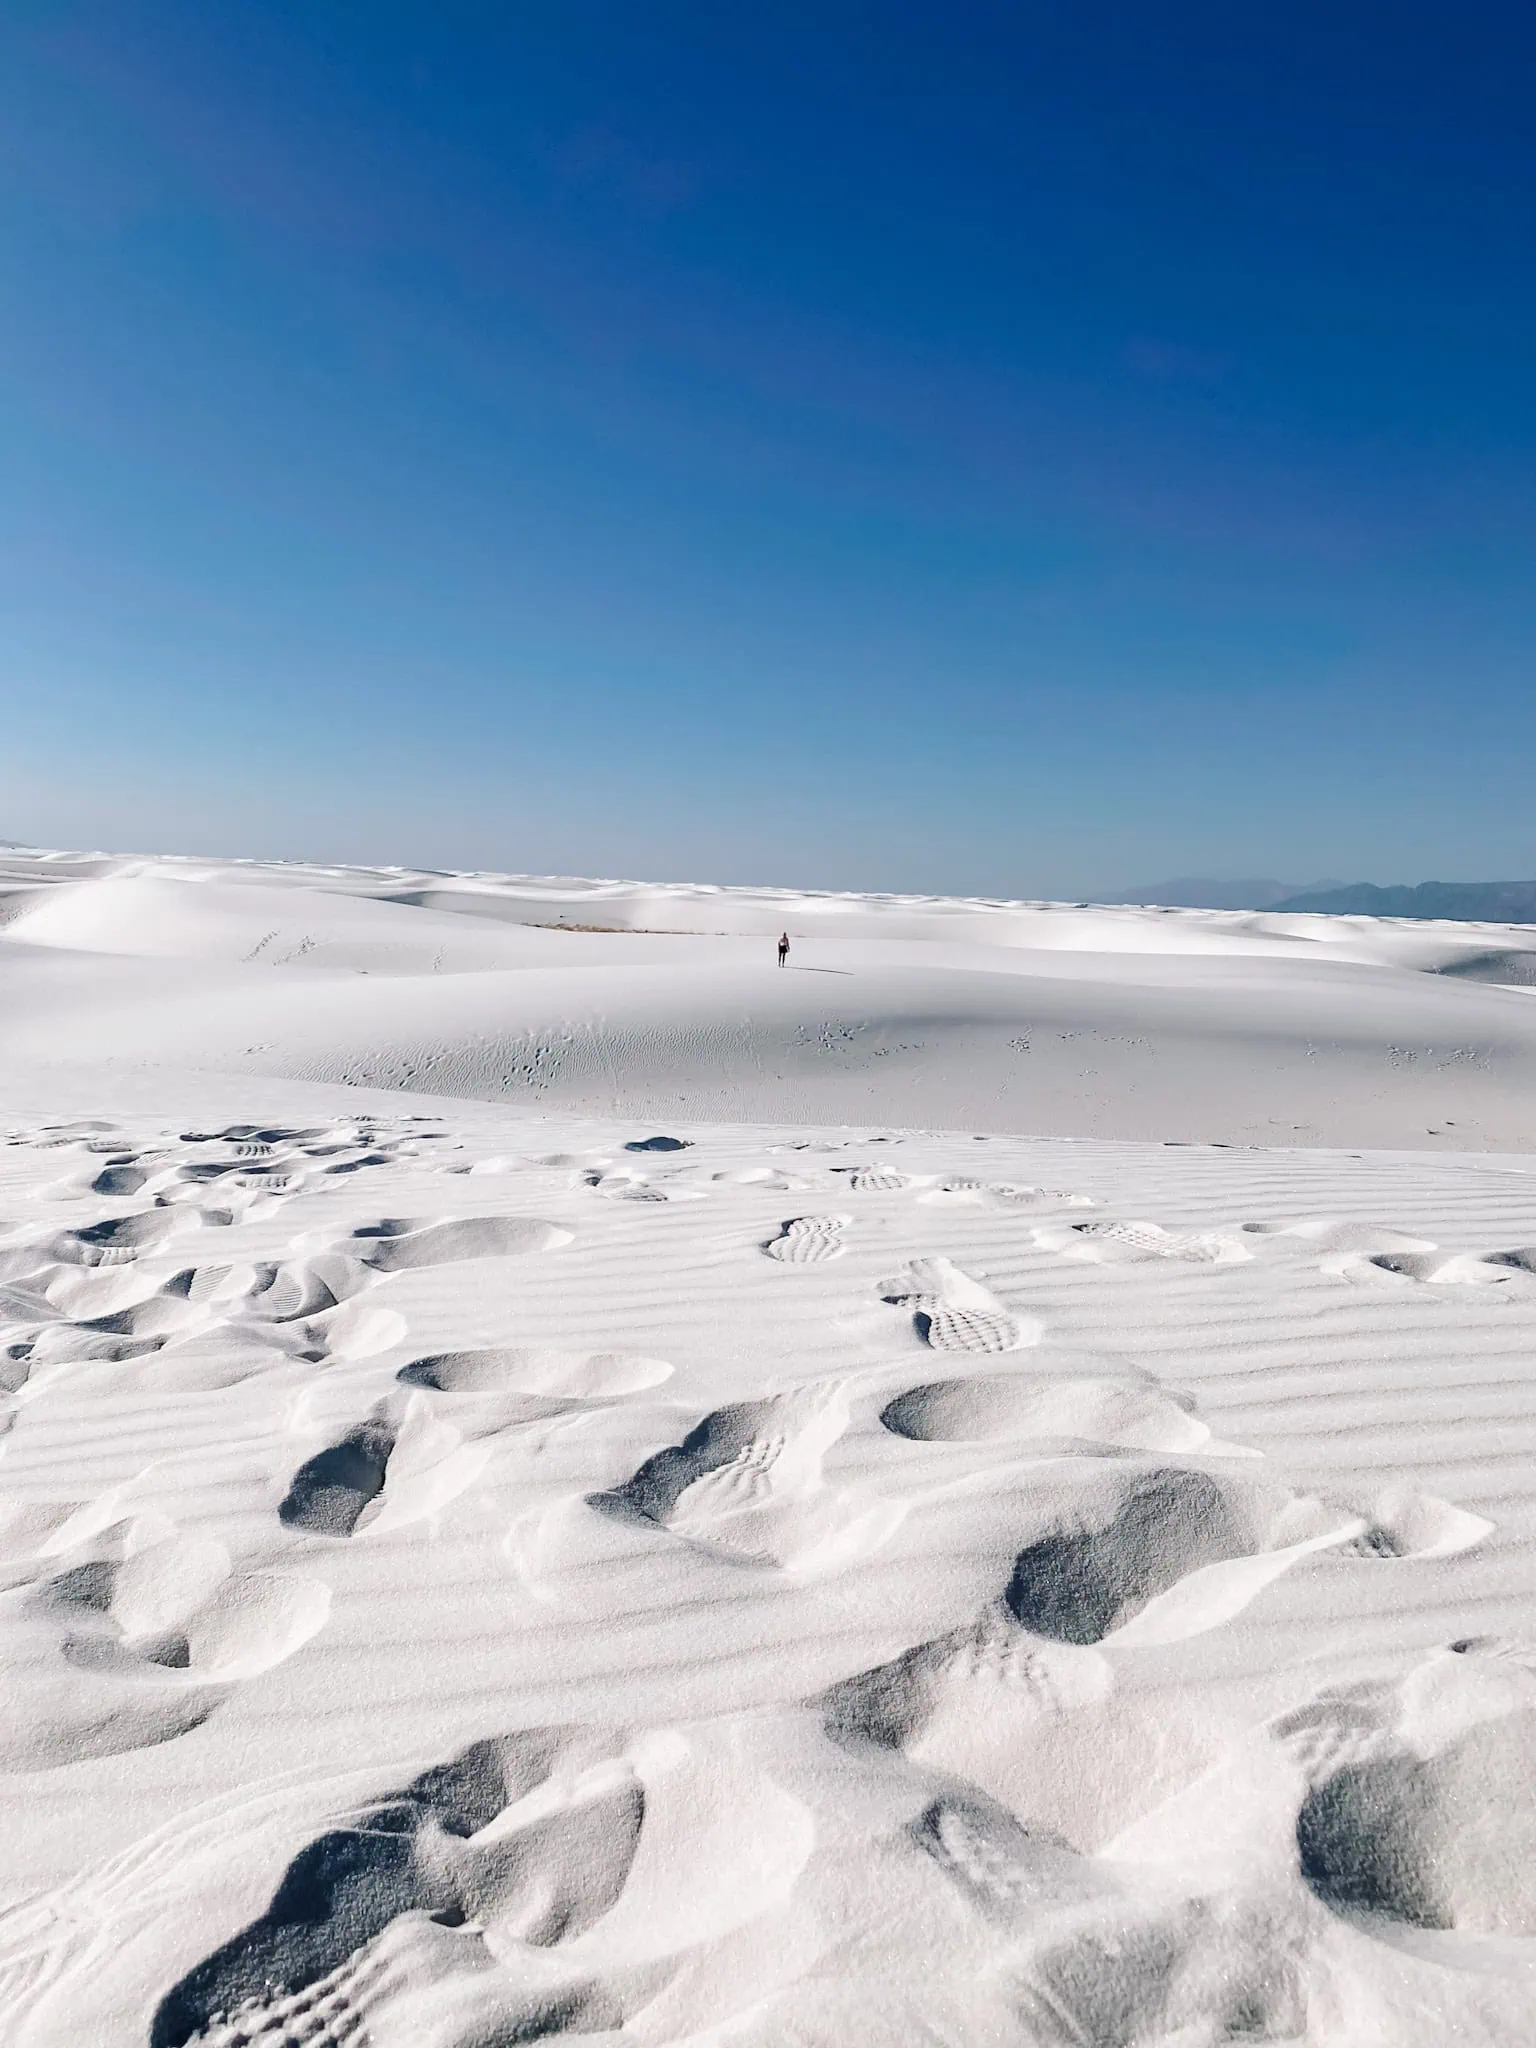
[1,849,1535,2042]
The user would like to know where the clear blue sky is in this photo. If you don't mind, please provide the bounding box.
[3,2,1534,894]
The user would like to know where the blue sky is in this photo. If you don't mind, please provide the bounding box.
[3,1,1534,894]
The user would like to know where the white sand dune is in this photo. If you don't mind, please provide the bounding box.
[1,851,1536,2041]
[6,850,1536,1146]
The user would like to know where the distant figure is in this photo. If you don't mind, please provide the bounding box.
[777,931,789,967]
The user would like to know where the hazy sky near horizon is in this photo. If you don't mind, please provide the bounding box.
[3,2,1535,895]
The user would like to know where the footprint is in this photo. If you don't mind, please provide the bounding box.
[1479,1247,1536,1277]
[18,1120,119,1144]
[1037,1220,1252,1266]
[584,1168,704,1203]
[12,1304,211,1387]
[347,1217,572,1272]
[317,1151,398,1178]
[183,1124,329,1147]
[1240,1218,1437,1257]
[915,1178,990,1205]
[1003,1468,1355,1647]
[4,1267,210,1383]
[1343,1245,1536,1288]
[836,1166,911,1193]
[54,1211,190,1268]
[89,1160,159,1197]
[880,1258,1037,1354]
[278,1417,395,1537]
[22,1324,166,1373]
[823,1471,1360,1850]
[444,1152,523,1175]
[399,1348,672,1400]
[916,1180,1093,1210]
[1284,1643,1536,1934]
[278,1398,492,1539]
[880,1372,1249,1457]
[590,1383,890,1568]
[824,1602,1116,1758]
[762,1216,849,1264]
[205,1256,373,1322]
[0,1523,329,1771]
[911,1789,1102,1918]
[818,1601,1227,1856]
[1338,1485,1493,1560]
[150,1725,642,2048]
[57,1537,330,1685]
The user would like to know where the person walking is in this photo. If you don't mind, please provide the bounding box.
[777,931,789,967]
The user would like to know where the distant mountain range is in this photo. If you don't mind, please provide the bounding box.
[1107,878,1329,911]
[1109,877,1536,923]
[1269,881,1536,922]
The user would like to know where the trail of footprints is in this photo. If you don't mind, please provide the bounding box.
[2,1116,1532,2039]
[0,1114,593,1777]
[134,1641,1536,2048]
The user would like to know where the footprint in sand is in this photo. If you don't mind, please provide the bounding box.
[43,1262,208,1335]
[147,1726,651,2048]
[821,1602,1203,1862]
[278,1416,397,1536]
[397,1346,673,1440]
[880,1258,1038,1354]
[762,1215,849,1264]
[23,1711,809,2045]
[584,1167,706,1203]
[910,1788,1107,1921]
[278,1395,493,1540]
[916,1179,1093,1211]
[703,1165,807,1192]
[1001,1466,1357,1648]
[1035,1219,1252,1266]
[8,1119,120,1149]
[1233,1218,1496,1287]
[400,1346,672,1401]
[88,1158,165,1198]
[1240,1218,1436,1256]
[821,1466,1362,1853]
[344,1216,573,1272]
[835,1165,912,1193]
[1335,1243,1536,1289]
[823,1601,1117,1759]
[8,1250,401,1400]
[830,1464,1359,1709]
[0,1265,214,1393]
[50,1210,195,1269]
[1335,1484,1493,1560]
[442,1151,524,1176]
[0,1519,329,1771]
[1277,1641,1536,1934]
[915,1785,1307,2042]
[880,1368,1253,1458]
[989,1184,1096,1210]
[590,1383,899,1570]
[184,1254,373,1321]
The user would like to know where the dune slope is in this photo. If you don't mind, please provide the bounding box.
[7,850,1536,1147]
